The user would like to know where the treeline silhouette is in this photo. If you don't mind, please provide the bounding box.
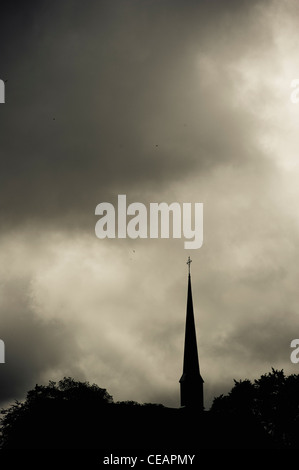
[210,368,299,449]
[0,369,299,449]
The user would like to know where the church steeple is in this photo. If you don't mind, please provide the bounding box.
[179,257,204,409]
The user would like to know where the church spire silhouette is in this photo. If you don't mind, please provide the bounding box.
[179,257,204,409]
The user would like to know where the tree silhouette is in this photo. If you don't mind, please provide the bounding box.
[2,369,299,449]
[211,368,299,448]
[0,377,169,449]
[0,377,113,449]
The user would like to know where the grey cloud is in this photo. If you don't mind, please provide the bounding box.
[0,0,298,412]
[0,279,84,406]
[0,0,274,230]
[215,312,296,365]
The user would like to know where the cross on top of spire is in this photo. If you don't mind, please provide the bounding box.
[187,256,192,275]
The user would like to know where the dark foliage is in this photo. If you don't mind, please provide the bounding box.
[211,368,299,448]
[1,369,298,449]
[0,377,113,449]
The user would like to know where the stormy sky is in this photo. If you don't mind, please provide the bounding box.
[1,0,299,410]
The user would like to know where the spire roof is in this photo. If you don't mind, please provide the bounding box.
[179,258,204,409]
[182,270,201,377]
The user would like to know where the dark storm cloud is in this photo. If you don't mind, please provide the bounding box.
[215,312,296,365]
[0,278,83,406]
[0,0,273,229]
[1,0,298,411]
